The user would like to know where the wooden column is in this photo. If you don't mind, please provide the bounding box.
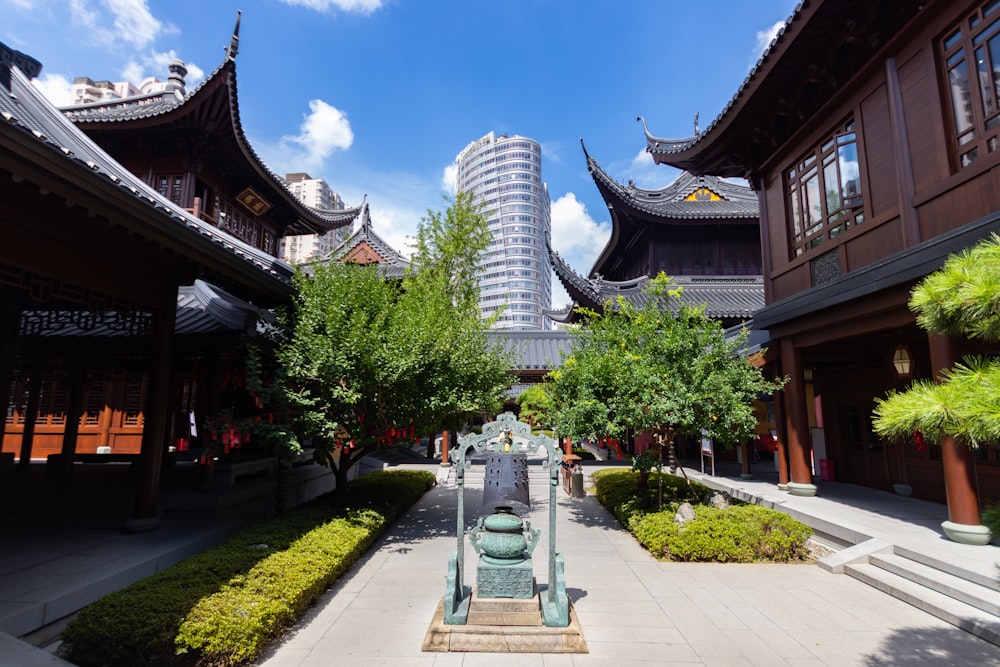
[885,57,920,247]
[780,338,815,495]
[129,292,177,530]
[755,176,774,304]
[440,429,450,465]
[928,334,981,527]
[18,366,41,472]
[58,351,86,483]
[773,388,790,487]
[0,289,22,457]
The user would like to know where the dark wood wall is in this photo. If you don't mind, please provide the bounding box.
[760,0,1000,304]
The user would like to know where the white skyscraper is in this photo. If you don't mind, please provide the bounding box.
[455,132,552,330]
[279,172,348,263]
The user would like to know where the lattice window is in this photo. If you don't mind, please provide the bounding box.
[122,373,147,427]
[6,377,23,425]
[38,376,68,426]
[83,379,105,426]
[941,0,1000,168]
[786,119,865,258]
[156,174,184,205]
[216,199,274,255]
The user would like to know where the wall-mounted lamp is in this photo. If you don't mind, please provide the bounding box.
[892,344,912,379]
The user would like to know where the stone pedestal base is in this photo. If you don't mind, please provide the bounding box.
[941,520,992,545]
[423,596,587,653]
[787,482,817,497]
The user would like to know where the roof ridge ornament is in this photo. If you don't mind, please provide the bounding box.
[225,10,242,61]
[0,42,42,91]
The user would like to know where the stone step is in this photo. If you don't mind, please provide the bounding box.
[893,544,1000,592]
[867,552,1000,618]
[844,561,1000,647]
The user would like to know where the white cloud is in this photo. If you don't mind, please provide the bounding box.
[275,99,354,171]
[105,0,162,48]
[441,162,458,196]
[753,20,785,61]
[32,73,75,106]
[278,0,384,15]
[550,192,610,275]
[69,0,165,49]
[609,148,678,190]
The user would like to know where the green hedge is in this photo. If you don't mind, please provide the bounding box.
[61,469,435,667]
[593,469,811,563]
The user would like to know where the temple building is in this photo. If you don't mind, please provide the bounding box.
[548,141,764,330]
[321,202,412,279]
[641,0,999,542]
[0,15,359,533]
[61,17,358,265]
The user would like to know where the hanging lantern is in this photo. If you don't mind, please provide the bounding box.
[893,344,912,379]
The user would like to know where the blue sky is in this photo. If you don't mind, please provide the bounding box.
[3,0,797,308]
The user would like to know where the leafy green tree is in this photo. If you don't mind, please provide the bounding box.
[549,274,784,493]
[874,233,1000,449]
[268,192,513,495]
[516,383,554,431]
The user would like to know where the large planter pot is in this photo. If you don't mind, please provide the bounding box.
[892,483,912,497]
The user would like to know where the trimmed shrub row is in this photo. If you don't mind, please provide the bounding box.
[591,468,811,563]
[61,469,435,667]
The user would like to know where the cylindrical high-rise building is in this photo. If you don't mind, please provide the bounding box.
[455,132,552,330]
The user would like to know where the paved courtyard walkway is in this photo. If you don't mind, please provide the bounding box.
[254,465,1000,666]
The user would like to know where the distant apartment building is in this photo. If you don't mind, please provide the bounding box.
[279,172,349,263]
[455,132,552,330]
[70,60,188,104]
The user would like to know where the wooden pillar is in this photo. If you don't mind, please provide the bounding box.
[780,338,816,495]
[440,429,450,465]
[18,366,41,471]
[58,352,86,483]
[773,388,790,487]
[928,334,982,528]
[563,436,571,456]
[129,293,177,531]
[0,289,22,456]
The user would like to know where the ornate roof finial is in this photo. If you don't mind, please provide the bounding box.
[225,10,242,61]
[694,112,700,137]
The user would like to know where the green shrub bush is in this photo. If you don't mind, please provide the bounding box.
[593,469,710,523]
[982,502,1000,539]
[630,505,811,562]
[594,469,811,563]
[61,469,435,667]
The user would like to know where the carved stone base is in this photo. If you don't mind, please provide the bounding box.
[476,559,535,598]
[423,597,588,653]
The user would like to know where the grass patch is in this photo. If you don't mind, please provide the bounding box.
[60,469,435,667]
[592,469,811,563]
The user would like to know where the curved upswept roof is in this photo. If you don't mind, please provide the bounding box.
[0,48,294,304]
[317,201,412,279]
[61,14,360,235]
[584,139,758,221]
[548,242,649,309]
[640,0,926,178]
[581,139,758,280]
[547,242,762,324]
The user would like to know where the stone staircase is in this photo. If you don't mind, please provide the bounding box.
[821,539,1000,647]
